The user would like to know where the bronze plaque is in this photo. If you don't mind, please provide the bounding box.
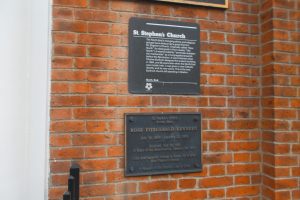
[125,113,202,176]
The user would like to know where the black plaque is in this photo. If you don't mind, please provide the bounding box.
[155,0,228,8]
[125,113,202,176]
[128,18,200,94]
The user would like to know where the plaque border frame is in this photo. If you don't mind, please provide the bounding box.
[124,112,203,176]
[155,0,229,8]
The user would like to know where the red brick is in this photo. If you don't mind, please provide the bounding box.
[51,95,85,106]
[111,1,151,13]
[82,171,105,184]
[210,32,225,42]
[202,86,232,96]
[50,161,71,173]
[150,192,168,200]
[106,170,124,183]
[275,156,298,166]
[116,182,137,194]
[50,121,85,133]
[107,146,124,157]
[85,95,106,106]
[208,76,224,85]
[85,147,106,158]
[52,70,86,81]
[209,189,225,198]
[200,177,233,188]
[203,153,232,164]
[173,7,208,18]
[209,120,225,129]
[50,109,71,120]
[111,24,128,35]
[140,180,177,192]
[227,13,257,24]
[227,186,260,197]
[170,190,207,200]
[73,108,115,119]
[108,120,123,132]
[78,34,119,46]
[179,179,196,189]
[79,159,117,171]
[227,164,260,174]
[75,10,118,22]
[275,179,298,189]
[107,194,148,200]
[227,55,251,65]
[108,96,150,107]
[75,58,122,70]
[52,57,73,69]
[53,0,87,7]
[53,32,76,44]
[54,45,86,56]
[69,83,90,93]
[210,142,226,152]
[88,47,110,58]
[228,142,259,151]
[87,22,109,34]
[234,152,251,162]
[209,165,225,176]
[49,187,66,200]
[152,4,171,16]
[73,134,116,145]
[89,0,108,9]
[235,176,250,184]
[81,185,115,197]
[53,6,73,19]
[292,144,300,153]
[108,71,127,82]
[228,120,258,129]
[201,64,232,74]
[51,174,68,186]
[53,20,87,32]
[111,47,127,59]
[171,96,198,107]
[86,121,107,132]
[201,21,232,32]
[51,148,84,159]
[50,134,71,147]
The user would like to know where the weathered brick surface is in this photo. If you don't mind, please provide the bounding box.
[261,0,300,199]
[49,0,299,199]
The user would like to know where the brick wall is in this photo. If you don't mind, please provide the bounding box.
[49,0,299,199]
[261,0,300,199]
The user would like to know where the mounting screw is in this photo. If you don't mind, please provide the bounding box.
[194,163,201,168]
[129,166,134,172]
[129,117,134,123]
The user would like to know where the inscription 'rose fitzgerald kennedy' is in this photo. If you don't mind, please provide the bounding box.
[125,113,202,176]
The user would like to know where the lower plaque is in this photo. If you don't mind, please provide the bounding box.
[125,113,202,176]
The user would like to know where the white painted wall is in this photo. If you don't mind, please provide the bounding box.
[0,0,50,199]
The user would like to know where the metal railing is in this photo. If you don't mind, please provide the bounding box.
[62,163,80,200]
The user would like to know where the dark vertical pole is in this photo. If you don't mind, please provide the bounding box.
[63,191,71,200]
[70,163,80,200]
[68,176,75,200]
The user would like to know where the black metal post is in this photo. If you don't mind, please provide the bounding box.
[63,191,71,200]
[70,163,80,200]
[68,176,75,200]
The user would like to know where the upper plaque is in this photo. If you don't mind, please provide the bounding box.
[128,18,200,95]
